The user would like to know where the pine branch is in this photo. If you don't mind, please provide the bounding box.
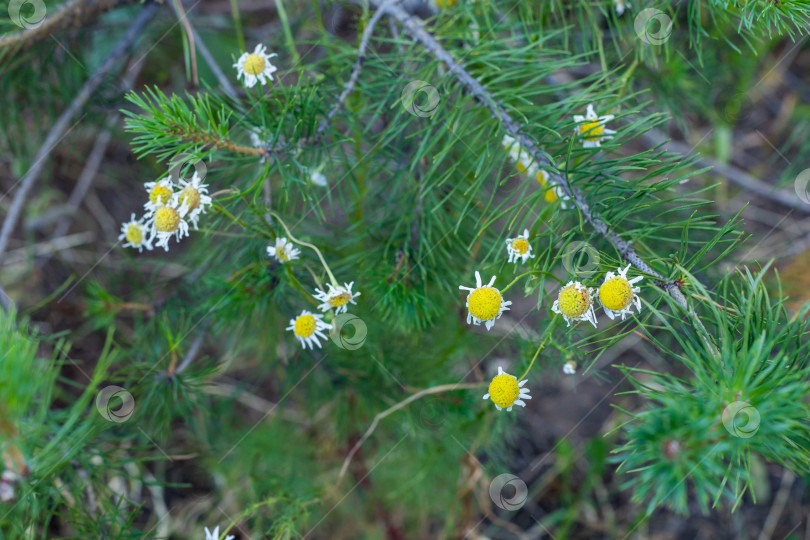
[373,0,719,355]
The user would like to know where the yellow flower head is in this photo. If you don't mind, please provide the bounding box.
[459,271,512,331]
[287,310,331,350]
[482,366,531,411]
[154,206,180,233]
[505,229,535,265]
[598,264,643,320]
[552,281,597,328]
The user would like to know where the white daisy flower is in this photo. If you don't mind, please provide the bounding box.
[204,526,234,540]
[458,271,512,331]
[598,264,643,320]
[562,360,577,375]
[313,281,361,314]
[148,196,190,251]
[552,281,598,328]
[505,228,535,265]
[234,44,278,88]
[286,309,331,350]
[176,171,212,229]
[573,104,616,148]
[482,366,531,411]
[119,214,153,252]
[501,134,535,174]
[143,177,174,216]
[267,237,300,263]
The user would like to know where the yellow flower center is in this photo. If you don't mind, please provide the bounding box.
[516,161,529,174]
[599,276,634,311]
[125,224,143,245]
[276,247,290,261]
[488,374,519,409]
[154,206,180,233]
[328,292,352,307]
[544,188,558,203]
[149,184,172,205]
[468,287,502,321]
[557,285,591,318]
[536,170,548,186]
[579,121,605,141]
[510,238,529,254]
[244,53,266,75]
[294,315,316,337]
[178,186,200,211]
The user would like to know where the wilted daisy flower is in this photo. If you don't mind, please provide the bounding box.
[598,264,643,320]
[573,104,616,148]
[505,229,535,265]
[482,366,531,411]
[119,214,153,252]
[234,44,278,88]
[143,177,174,216]
[286,309,331,350]
[148,196,189,251]
[204,526,234,540]
[177,172,212,229]
[313,282,361,314]
[459,271,512,331]
[267,237,300,263]
[552,281,598,328]
[563,360,577,375]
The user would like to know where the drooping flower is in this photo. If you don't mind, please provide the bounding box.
[176,172,212,229]
[119,214,153,252]
[267,237,300,264]
[313,282,361,314]
[204,526,235,540]
[148,196,189,251]
[505,229,535,265]
[459,271,512,331]
[234,44,278,88]
[598,264,643,320]
[286,310,331,350]
[482,366,531,411]
[552,281,598,328]
[573,104,616,148]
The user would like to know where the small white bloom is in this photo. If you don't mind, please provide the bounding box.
[176,171,212,229]
[267,237,300,263]
[505,228,535,265]
[573,104,616,148]
[143,177,174,216]
[148,196,190,251]
[234,44,278,88]
[0,470,18,503]
[308,170,327,187]
[313,281,361,314]
[552,281,598,328]
[119,213,153,252]
[614,0,627,15]
[501,134,535,174]
[482,366,531,411]
[286,309,331,350]
[598,264,644,320]
[458,271,512,331]
[562,360,577,375]
[205,526,234,540]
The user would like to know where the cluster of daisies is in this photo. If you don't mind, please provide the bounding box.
[267,237,361,350]
[119,172,212,252]
[460,260,643,413]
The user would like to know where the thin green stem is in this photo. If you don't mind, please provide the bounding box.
[520,317,558,380]
[229,0,245,53]
[268,211,338,286]
[500,270,561,293]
